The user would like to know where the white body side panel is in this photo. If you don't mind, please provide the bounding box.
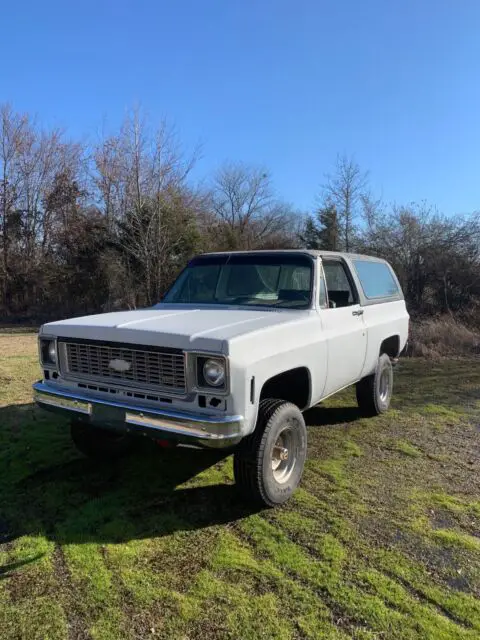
[317,304,367,398]
[227,312,328,434]
[361,300,409,378]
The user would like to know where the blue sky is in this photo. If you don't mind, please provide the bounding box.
[2,0,480,215]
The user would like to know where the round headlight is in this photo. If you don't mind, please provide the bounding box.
[203,359,225,387]
[47,341,57,364]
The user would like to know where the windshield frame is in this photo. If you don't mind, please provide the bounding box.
[160,252,316,310]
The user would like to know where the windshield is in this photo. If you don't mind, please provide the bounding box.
[162,254,313,309]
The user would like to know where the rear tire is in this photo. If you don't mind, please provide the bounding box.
[233,399,307,507]
[71,421,134,460]
[356,353,393,416]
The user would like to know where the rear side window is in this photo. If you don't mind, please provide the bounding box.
[353,260,399,299]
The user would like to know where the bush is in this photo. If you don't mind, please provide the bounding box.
[407,316,480,358]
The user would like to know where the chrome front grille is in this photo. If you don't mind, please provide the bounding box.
[60,341,186,394]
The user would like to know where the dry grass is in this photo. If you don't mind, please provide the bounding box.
[408,316,480,358]
[1,334,480,639]
[0,334,37,359]
[0,334,39,406]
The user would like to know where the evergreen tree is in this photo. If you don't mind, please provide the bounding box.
[298,215,322,249]
[318,203,339,251]
[299,203,340,251]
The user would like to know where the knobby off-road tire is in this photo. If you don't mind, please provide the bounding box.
[70,421,135,460]
[233,399,307,507]
[356,353,393,416]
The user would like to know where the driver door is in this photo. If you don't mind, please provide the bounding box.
[319,259,368,396]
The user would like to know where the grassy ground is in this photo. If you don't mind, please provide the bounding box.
[0,334,479,639]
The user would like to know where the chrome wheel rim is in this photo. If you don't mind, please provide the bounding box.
[379,369,390,403]
[271,426,297,484]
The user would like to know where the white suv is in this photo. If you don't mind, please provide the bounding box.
[34,250,409,506]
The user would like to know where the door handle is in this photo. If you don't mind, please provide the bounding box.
[352,309,364,316]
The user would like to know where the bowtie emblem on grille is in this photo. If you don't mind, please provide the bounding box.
[109,358,131,372]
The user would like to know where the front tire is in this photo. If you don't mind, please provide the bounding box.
[233,399,307,507]
[356,353,393,416]
[71,421,135,460]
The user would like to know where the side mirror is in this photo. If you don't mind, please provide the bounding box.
[329,300,336,309]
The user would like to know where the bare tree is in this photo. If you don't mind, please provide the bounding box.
[94,109,203,307]
[357,201,480,315]
[322,154,368,251]
[0,104,28,310]
[0,103,91,318]
[211,162,296,249]
[360,191,384,232]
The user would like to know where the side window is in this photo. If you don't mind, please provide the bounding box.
[318,267,328,309]
[353,260,399,299]
[323,261,356,308]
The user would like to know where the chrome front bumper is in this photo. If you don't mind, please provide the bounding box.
[32,381,243,449]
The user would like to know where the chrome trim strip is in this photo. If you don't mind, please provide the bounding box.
[32,381,242,444]
[34,391,91,415]
[126,413,225,439]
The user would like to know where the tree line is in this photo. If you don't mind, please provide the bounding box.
[1,103,479,324]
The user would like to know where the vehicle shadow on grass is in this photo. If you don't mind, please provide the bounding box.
[0,401,364,562]
[304,405,362,427]
[0,403,260,558]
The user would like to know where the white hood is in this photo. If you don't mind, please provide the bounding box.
[42,304,307,353]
